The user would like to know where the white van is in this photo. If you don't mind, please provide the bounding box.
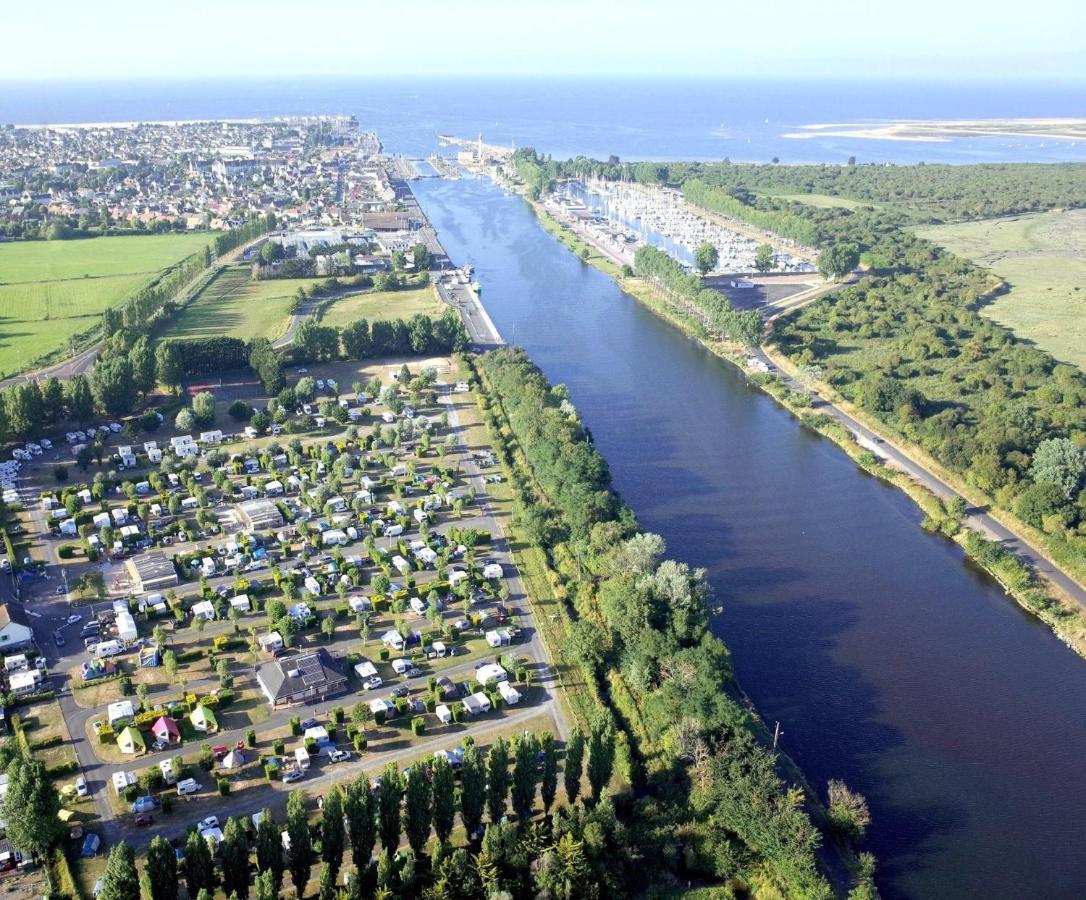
[94,640,124,659]
[176,778,201,796]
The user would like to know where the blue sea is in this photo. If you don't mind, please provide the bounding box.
[2,76,1086,164]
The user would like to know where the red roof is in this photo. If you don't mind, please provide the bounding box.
[151,716,180,737]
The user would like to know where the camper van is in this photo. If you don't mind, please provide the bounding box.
[94,640,124,659]
[176,778,202,796]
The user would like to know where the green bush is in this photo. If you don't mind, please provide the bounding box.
[265,764,277,780]
[290,716,301,736]
[217,778,230,796]
[411,717,425,736]
[374,709,386,726]
[273,738,285,755]
[161,794,174,814]
[353,734,367,752]
[331,706,345,724]
[246,728,257,748]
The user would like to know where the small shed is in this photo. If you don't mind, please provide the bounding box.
[151,716,181,745]
[117,726,146,755]
[190,704,218,733]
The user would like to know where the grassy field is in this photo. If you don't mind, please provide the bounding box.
[917,209,1086,368]
[158,266,298,342]
[0,233,211,375]
[319,283,444,327]
[759,191,874,210]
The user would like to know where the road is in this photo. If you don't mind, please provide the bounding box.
[753,346,1086,613]
[435,278,503,348]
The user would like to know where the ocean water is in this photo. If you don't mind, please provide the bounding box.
[2,76,1086,164]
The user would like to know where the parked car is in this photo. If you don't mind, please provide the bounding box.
[75,776,89,797]
[390,685,410,699]
[329,749,352,763]
[198,816,219,831]
[282,770,305,783]
[135,815,154,827]
[300,717,320,730]
[363,676,383,691]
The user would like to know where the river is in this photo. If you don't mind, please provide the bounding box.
[414,174,1086,900]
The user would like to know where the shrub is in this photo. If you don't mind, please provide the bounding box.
[374,709,386,726]
[123,785,139,802]
[379,647,390,661]
[265,764,277,781]
[290,716,301,736]
[331,706,345,724]
[217,778,230,796]
[247,728,257,748]
[161,794,174,814]
[273,738,285,755]
[353,734,367,752]
[411,717,425,736]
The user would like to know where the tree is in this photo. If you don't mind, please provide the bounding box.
[486,736,511,823]
[145,835,178,900]
[318,861,336,900]
[65,373,95,422]
[693,241,719,275]
[220,817,250,899]
[817,242,860,280]
[540,732,558,814]
[229,399,252,421]
[587,721,616,803]
[412,243,432,271]
[404,760,433,857]
[457,743,485,840]
[286,790,313,898]
[754,243,775,273]
[345,776,376,873]
[377,763,404,852]
[41,376,65,423]
[92,355,137,416]
[156,340,184,391]
[175,408,195,432]
[254,870,278,900]
[827,780,871,841]
[431,754,456,846]
[184,828,215,897]
[98,841,140,900]
[191,391,216,426]
[564,728,585,804]
[129,334,157,396]
[1030,437,1086,499]
[320,785,347,884]
[255,807,285,894]
[0,755,63,856]
[511,733,539,823]
[296,376,317,403]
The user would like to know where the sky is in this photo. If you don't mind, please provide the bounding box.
[4,0,1085,82]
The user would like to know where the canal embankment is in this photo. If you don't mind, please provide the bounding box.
[505,175,1086,663]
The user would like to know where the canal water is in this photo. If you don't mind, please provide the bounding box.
[414,175,1086,900]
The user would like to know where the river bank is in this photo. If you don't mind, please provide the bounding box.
[494,174,1086,663]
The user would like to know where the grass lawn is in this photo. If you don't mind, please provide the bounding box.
[917,209,1086,369]
[319,284,444,327]
[771,192,876,210]
[157,266,298,342]
[0,233,211,376]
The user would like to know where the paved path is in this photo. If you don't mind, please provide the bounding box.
[754,347,1086,612]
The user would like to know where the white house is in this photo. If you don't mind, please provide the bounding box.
[107,699,136,727]
[199,430,223,444]
[229,595,251,613]
[485,629,511,649]
[498,681,522,705]
[190,599,216,621]
[462,692,491,716]
[147,447,163,463]
[59,518,78,537]
[476,662,508,685]
[381,630,405,651]
[482,563,504,580]
[348,596,372,614]
[264,480,284,497]
[353,660,378,680]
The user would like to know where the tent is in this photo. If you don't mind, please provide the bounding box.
[117,726,146,755]
[151,716,181,745]
[189,704,218,733]
[220,749,246,770]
